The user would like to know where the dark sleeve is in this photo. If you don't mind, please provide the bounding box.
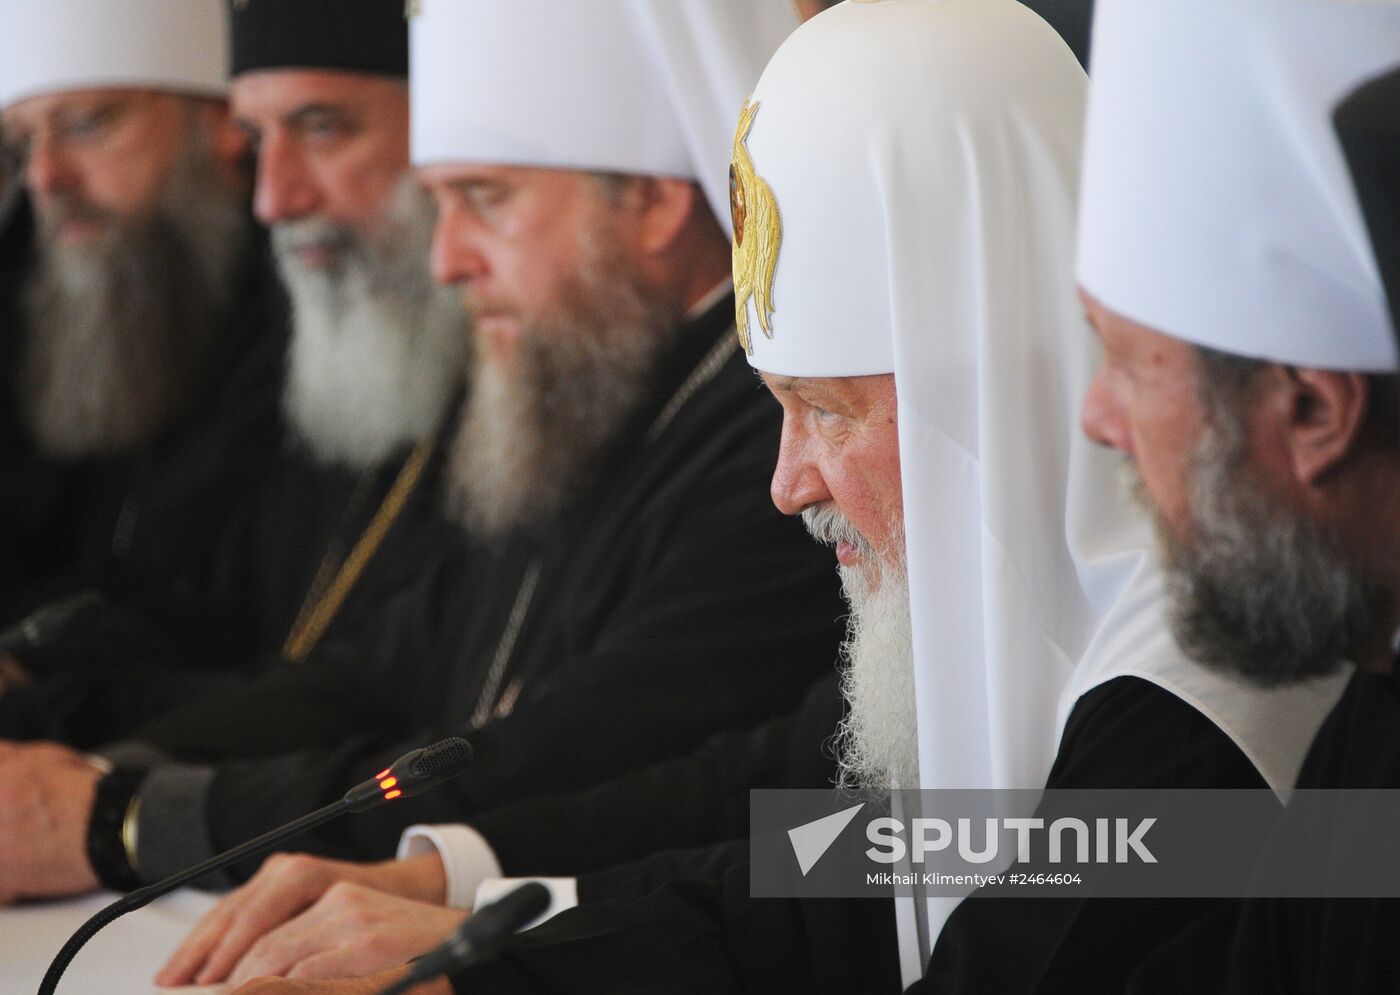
[1127,902,1374,995]
[198,466,841,868]
[921,676,1267,995]
[0,657,253,749]
[451,850,901,995]
[473,673,840,880]
[135,659,396,760]
[120,457,459,760]
[579,840,754,905]
[1129,672,1400,995]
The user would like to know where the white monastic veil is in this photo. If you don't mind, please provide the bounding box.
[739,0,1349,984]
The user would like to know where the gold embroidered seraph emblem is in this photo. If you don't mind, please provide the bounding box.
[731,98,781,355]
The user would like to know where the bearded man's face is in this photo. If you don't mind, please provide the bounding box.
[412,164,683,538]
[3,88,203,241]
[16,97,248,457]
[273,176,467,469]
[444,181,677,538]
[804,503,917,793]
[758,371,914,790]
[1081,290,1378,684]
[1121,382,1379,687]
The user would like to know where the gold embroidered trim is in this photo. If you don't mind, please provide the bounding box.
[282,436,436,662]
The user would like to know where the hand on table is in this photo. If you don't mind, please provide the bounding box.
[222,884,467,988]
[0,740,100,903]
[157,851,452,987]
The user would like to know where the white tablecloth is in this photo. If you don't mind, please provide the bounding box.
[0,889,218,994]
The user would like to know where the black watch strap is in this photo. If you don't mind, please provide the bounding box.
[86,766,149,893]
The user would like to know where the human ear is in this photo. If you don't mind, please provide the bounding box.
[632,176,699,256]
[1279,367,1369,485]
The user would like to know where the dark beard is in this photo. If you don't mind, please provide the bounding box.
[1130,418,1382,687]
[20,141,248,458]
[446,226,677,539]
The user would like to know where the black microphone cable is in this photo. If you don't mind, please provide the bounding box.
[37,736,472,995]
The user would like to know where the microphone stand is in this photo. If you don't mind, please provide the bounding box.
[38,736,470,995]
[39,794,360,995]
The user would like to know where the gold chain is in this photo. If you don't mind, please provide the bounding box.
[282,436,436,662]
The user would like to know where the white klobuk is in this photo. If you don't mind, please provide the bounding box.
[408,0,798,235]
[739,0,1351,983]
[0,0,227,109]
[1079,0,1400,373]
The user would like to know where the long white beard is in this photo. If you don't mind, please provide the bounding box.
[21,139,247,458]
[275,179,467,470]
[803,504,918,792]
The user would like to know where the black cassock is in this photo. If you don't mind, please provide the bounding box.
[0,194,290,736]
[111,299,847,884]
[442,677,1261,995]
[0,193,474,748]
[466,672,845,882]
[0,414,470,748]
[1128,669,1400,995]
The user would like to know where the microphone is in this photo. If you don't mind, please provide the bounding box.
[0,590,104,657]
[344,737,475,811]
[38,737,473,995]
[377,882,552,995]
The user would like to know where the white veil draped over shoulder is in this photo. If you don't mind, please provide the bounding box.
[739,0,1349,982]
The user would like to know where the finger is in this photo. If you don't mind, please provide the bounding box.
[225,908,338,990]
[157,895,243,984]
[193,874,332,984]
[198,890,319,985]
[286,945,380,982]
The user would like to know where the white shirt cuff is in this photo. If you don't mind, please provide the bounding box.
[397,824,503,910]
[474,876,578,930]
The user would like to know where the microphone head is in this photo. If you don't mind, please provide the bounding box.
[409,737,473,781]
[344,737,474,811]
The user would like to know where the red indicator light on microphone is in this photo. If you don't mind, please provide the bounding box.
[379,776,398,790]
[384,789,403,801]
[376,768,391,780]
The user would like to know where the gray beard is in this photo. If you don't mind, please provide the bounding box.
[20,142,248,458]
[446,224,674,539]
[1129,416,1380,687]
[803,504,918,793]
[274,178,467,470]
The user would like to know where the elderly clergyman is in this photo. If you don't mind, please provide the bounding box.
[191,3,1340,993]
[0,0,287,729]
[0,0,846,918]
[0,0,471,748]
[1070,1,1400,990]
